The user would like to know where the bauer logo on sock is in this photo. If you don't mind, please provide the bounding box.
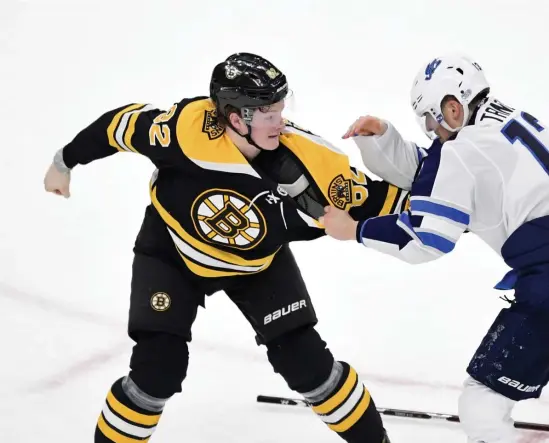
[151,292,171,312]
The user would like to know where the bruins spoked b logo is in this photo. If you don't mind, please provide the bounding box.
[191,189,267,250]
[151,292,171,312]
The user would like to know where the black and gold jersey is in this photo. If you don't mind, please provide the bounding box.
[62,96,408,278]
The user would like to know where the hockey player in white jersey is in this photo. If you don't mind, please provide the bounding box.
[320,54,549,442]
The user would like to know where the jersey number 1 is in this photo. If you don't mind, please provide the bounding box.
[501,112,549,175]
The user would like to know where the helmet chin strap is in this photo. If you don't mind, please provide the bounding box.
[440,102,472,133]
[243,125,267,151]
[227,120,270,151]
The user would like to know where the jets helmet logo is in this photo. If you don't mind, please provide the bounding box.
[191,189,267,250]
[328,174,352,210]
[424,58,442,81]
[202,108,224,140]
[151,292,171,312]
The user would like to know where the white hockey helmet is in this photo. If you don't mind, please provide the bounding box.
[410,54,490,139]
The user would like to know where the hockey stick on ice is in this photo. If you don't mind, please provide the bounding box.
[256,395,549,432]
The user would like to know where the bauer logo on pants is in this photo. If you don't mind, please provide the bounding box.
[151,292,171,312]
[264,300,307,325]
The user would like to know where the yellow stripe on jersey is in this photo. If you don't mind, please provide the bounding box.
[176,249,278,278]
[107,104,146,152]
[281,124,353,211]
[176,99,250,166]
[379,184,399,216]
[123,110,142,153]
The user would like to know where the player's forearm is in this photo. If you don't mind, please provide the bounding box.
[354,121,423,190]
[60,111,121,169]
[356,213,444,264]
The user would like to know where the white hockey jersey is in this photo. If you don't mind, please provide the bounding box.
[353,97,549,269]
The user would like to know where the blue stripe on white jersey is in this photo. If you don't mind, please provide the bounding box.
[357,141,473,264]
[410,197,470,226]
[397,211,456,254]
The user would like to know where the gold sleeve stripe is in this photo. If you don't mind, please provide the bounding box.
[123,110,143,153]
[328,389,372,433]
[106,391,161,427]
[97,415,150,443]
[379,184,399,216]
[313,367,358,415]
[107,104,145,152]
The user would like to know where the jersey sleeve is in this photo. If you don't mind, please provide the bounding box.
[355,142,475,264]
[61,102,185,169]
[348,166,410,220]
[353,120,428,190]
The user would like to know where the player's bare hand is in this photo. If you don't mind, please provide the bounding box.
[318,206,358,241]
[342,115,388,139]
[44,163,71,198]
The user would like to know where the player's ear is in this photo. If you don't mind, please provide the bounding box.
[229,110,246,132]
[442,97,463,127]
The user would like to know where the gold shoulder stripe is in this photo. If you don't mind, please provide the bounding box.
[175,99,260,177]
[281,126,352,209]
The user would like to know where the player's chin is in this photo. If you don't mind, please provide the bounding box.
[260,135,281,150]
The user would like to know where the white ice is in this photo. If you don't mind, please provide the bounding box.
[2,0,549,441]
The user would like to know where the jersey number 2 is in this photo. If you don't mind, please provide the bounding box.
[501,112,549,174]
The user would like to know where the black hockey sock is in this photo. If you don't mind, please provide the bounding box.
[95,377,164,442]
[308,362,387,443]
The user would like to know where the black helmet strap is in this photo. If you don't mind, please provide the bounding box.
[225,117,266,152]
[223,106,269,152]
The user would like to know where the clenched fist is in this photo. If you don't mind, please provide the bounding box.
[44,162,71,198]
[318,206,358,241]
[342,115,388,139]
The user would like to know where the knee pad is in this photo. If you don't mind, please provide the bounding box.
[458,377,518,443]
[266,325,334,393]
[129,332,190,399]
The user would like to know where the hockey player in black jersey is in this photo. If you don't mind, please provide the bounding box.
[44,53,400,443]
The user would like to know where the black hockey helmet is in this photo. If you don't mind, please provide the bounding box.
[210,52,289,121]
